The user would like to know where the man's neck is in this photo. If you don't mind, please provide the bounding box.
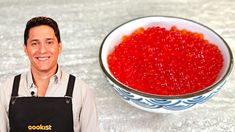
[31,65,58,96]
[31,66,57,81]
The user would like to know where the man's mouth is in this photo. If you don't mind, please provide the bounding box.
[36,56,50,61]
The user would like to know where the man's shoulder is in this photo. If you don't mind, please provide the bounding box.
[0,74,17,97]
[60,70,78,81]
[1,74,17,86]
[0,71,28,89]
[60,69,92,91]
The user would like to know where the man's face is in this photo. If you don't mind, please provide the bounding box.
[24,25,62,73]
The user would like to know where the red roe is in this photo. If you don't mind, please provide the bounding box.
[107,26,224,95]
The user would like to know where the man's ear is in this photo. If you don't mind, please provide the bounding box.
[24,44,28,56]
[59,42,62,54]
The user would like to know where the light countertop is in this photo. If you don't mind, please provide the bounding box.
[0,0,234,131]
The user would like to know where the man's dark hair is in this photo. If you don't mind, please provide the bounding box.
[24,16,61,45]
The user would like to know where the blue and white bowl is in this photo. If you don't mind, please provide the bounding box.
[99,16,233,113]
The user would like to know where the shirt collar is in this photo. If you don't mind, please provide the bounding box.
[26,65,62,89]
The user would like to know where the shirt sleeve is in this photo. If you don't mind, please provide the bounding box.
[0,77,12,132]
[0,103,9,132]
[79,82,100,132]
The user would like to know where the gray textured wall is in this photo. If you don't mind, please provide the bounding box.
[0,0,234,131]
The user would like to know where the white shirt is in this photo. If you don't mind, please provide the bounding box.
[0,66,100,132]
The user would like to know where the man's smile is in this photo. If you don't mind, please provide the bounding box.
[36,56,50,61]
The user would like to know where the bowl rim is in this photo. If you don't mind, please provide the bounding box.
[99,15,234,99]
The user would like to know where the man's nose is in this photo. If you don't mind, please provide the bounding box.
[39,43,47,53]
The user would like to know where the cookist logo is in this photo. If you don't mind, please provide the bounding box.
[28,124,52,131]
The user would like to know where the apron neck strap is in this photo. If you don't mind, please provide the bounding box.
[65,74,76,97]
[11,74,21,97]
[11,74,76,97]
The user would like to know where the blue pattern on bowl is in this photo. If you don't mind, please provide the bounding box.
[108,78,226,112]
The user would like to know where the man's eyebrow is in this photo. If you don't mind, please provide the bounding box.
[46,38,55,40]
[30,39,39,42]
[30,38,55,42]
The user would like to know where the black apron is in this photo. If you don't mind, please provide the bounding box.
[8,74,76,132]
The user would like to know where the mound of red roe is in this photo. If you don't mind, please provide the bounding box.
[108,26,224,95]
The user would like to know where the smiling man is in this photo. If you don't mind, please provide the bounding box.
[24,24,62,96]
[0,16,99,132]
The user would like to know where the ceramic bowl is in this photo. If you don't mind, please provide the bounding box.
[99,16,233,113]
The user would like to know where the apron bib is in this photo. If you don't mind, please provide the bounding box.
[8,74,76,132]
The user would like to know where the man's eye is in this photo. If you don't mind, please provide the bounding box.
[47,41,54,45]
[31,42,38,46]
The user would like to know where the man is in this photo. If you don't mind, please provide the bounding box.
[0,16,99,132]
